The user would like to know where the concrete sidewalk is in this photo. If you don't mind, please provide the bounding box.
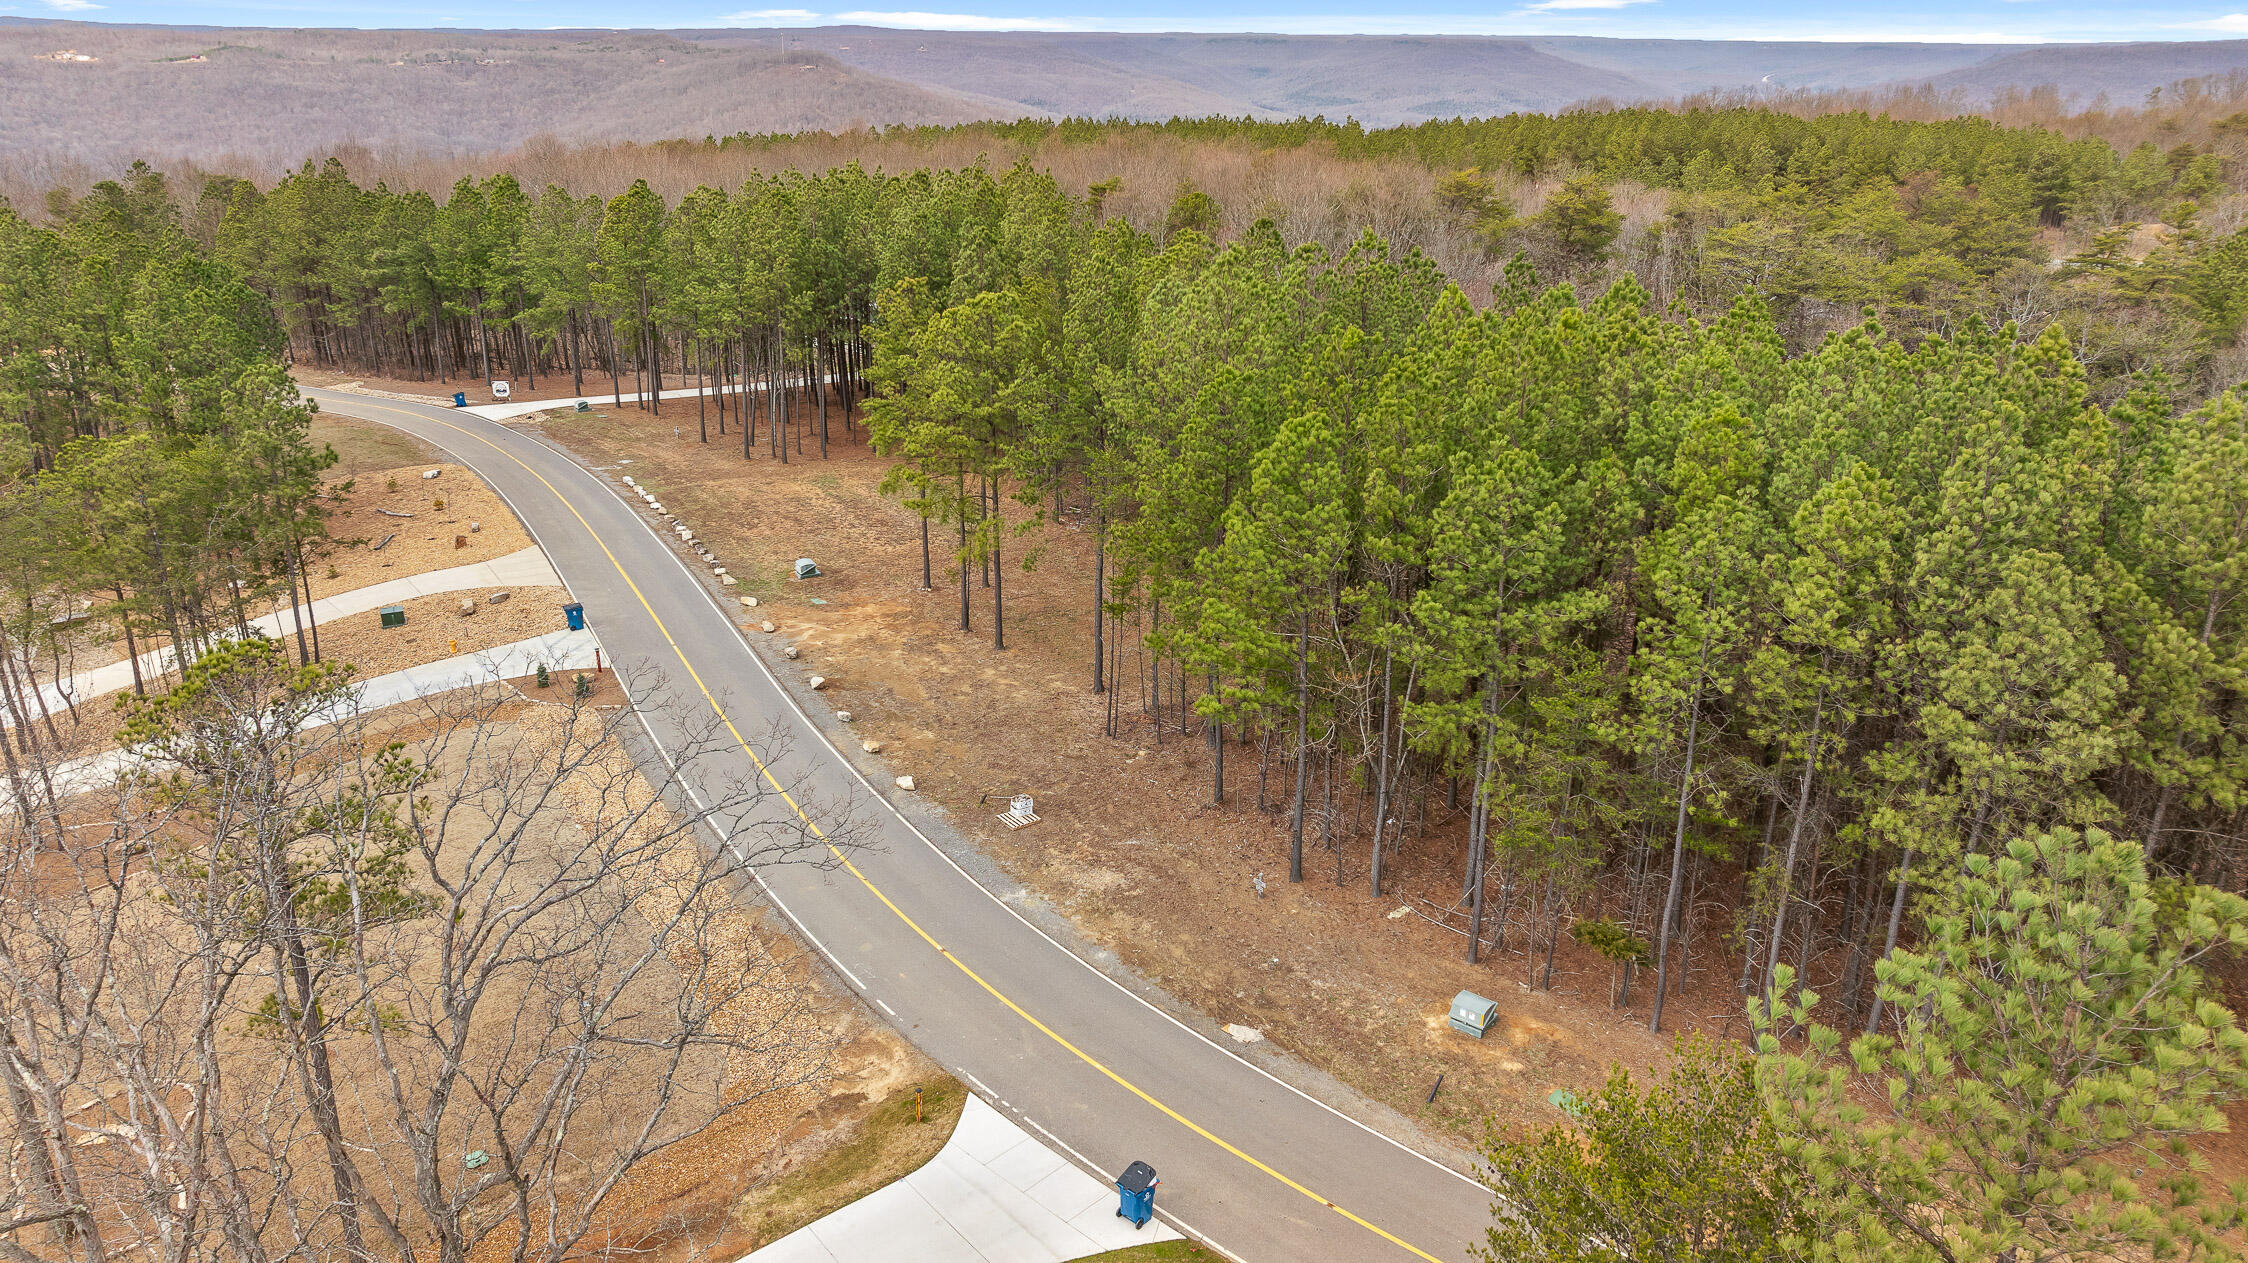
[458,375,838,422]
[467,384,715,421]
[25,545,558,719]
[10,629,602,804]
[742,1095,1181,1263]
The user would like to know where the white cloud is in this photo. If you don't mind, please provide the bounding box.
[828,10,1080,29]
[718,7,823,18]
[43,0,105,10]
[2172,13,2248,32]
[1516,0,1652,10]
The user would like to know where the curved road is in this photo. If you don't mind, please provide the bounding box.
[303,387,1493,1263]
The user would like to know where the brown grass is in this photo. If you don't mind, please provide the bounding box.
[722,1074,968,1254]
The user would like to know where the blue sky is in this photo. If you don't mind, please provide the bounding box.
[3,0,2242,44]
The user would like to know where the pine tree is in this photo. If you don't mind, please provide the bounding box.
[1761,828,2248,1263]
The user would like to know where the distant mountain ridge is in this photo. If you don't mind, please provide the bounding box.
[709,29,2248,125]
[4,18,2248,172]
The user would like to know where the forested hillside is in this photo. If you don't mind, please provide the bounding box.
[12,90,2248,1263]
[205,102,2248,405]
[0,21,992,183]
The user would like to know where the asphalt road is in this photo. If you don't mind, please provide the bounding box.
[303,387,1495,1263]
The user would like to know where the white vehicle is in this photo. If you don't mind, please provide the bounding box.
[490,379,512,401]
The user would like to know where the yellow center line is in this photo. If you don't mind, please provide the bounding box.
[327,394,1446,1263]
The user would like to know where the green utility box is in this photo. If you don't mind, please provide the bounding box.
[379,604,406,629]
[1449,990,1498,1038]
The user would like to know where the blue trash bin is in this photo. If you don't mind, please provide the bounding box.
[452,391,468,408]
[1114,1161,1158,1229]
[562,602,585,631]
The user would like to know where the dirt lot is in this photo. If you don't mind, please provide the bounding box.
[312,463,537,589]
[310,585,574,678]
[52,417,541,685]
[310,407,439,476]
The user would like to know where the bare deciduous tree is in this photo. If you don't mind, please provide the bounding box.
[0,637,854,1262]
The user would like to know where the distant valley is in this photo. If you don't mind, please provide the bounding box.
[5,18,2248,171]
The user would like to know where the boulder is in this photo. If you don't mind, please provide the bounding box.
[894,775,914,791]
[759,620,776,633]
[742,595,759,607]
[807,676,827,691]
[720,575,738,586]
[835,710,854,722]
[422,469,442,480]
[782,646,799,659]
[458,598,475,616]
[861,739,882,753]
[487,591,511,605]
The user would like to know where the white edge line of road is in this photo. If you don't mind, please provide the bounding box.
[1012,1109,1248,1263]
[628,703,874,994]
[649,702,1252,1263]
[322,390,1485,1195]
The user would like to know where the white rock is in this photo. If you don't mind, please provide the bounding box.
[742,595,759,607]
[894,775,914,791]
[836,710,854,722]
[469,521,481,533]
[650,503,664,514]
[720,575,738,586]
[782,646,799,659]
[422,469,442,480]
[458,598,475,616]
[1386,906,1409,920]
[487,590,511,605]
[861,739,882,753]
[759,620,776,633]
[807,676,827,691]
[1224,1024,1264,1044]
